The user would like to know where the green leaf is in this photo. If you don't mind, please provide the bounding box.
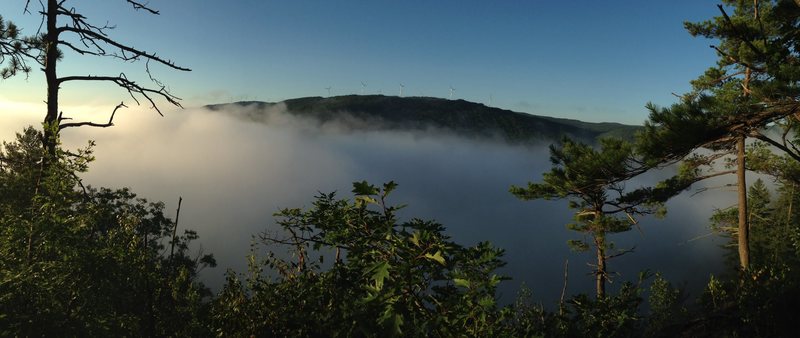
[383,181,398,196]
[352,180,378,196]
[478,295,495,308]
[379,305,404,335]
[424,250,446,265]
[453,278,471,288]
[409,231,421,247]
[367,261,391,290]
[355,195,378,206]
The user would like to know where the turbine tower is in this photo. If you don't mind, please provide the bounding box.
[361,81,366,95]
[399,83,405,97]
[449,86,455,100]
[325,86,332,97]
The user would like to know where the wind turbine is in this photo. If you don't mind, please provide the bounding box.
[399,83,405,97]
[325,86,332,97]
[449,86,455,100]
[361,81,366,95]
[489,94,494,106]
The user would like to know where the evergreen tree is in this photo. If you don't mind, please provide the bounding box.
[511,137,657,299]
[640,0,800,270]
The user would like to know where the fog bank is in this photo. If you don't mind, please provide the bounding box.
[4,106,731,304]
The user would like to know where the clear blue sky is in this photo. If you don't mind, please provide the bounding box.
[0,1,721,124]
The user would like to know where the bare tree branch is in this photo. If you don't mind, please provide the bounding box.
[58,74,181,115]
[57,39,101,57]
[57,26,189,71]
[126,0,160,15]
[59,102,127,130]
[606,246,636,261]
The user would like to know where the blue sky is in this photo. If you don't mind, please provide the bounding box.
[0,1,721,124]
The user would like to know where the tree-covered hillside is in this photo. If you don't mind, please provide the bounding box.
[207,95,640,144]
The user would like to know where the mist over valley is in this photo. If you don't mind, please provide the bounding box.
[31,98,732,304]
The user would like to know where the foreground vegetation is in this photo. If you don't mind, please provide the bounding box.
[2,127,800,337]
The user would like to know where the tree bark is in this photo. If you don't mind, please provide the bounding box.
[736,66,752,271]
[595,231,606,299]
[737,135,750,270]
[44,0,59,156]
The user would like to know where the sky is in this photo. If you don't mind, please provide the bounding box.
[0,1,722,125]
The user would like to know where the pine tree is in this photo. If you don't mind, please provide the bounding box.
[640,0,800,271]
[511,137,657,299]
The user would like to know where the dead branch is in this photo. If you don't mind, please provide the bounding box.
[691,183,738,197]
[59,102,127,130]
[126,0,160,15]
[57,26,189,71]
[606,246,636,260]
[559,259,568,316]
[58,74,181,115]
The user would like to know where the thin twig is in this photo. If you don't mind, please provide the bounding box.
[559,259,569,316]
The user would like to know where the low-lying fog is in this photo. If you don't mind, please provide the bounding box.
[4,105,733,304]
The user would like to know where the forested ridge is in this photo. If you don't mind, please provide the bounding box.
[207,95,640,144]
[3,1,800,337]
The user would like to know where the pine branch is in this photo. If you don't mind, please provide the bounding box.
[751,131,800,163]
[710,45,765,72]
[716,4,765,59]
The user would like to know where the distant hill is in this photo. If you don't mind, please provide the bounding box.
[206,95,640,144]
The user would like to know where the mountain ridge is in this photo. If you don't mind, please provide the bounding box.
[206,95,640,144]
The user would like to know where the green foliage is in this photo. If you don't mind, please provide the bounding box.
[699,175,800,337]
[687,267,800,337]
[0,127,215,336]
[637,98,729,167]
[644,273,687,337]
[711,178,800,269]
[209,181,509,337]
[0,14,32,79]
[637,0,800,275]
[564,282,643,338]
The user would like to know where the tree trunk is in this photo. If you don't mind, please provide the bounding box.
[44,0,59,156]
[737,135,750,270]
[169,196,182,272]
[595,231,606,299]
[735,66,752,271]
